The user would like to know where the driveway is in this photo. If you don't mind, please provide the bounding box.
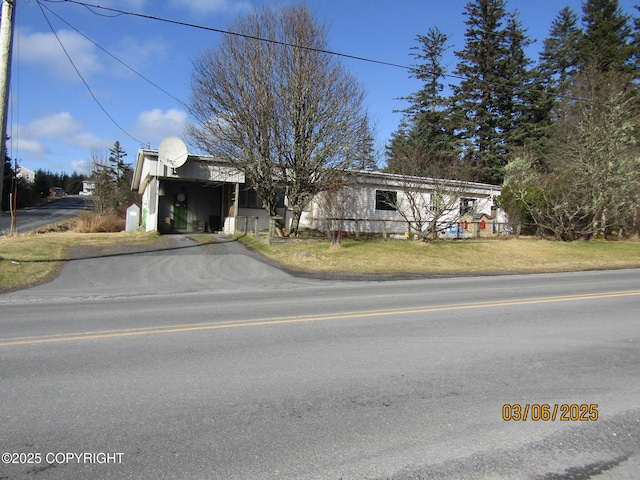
[1,234,323,303]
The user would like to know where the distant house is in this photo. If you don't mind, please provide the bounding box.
[16,166,35,183]
[131,141,504,236]
[80,181,95,196]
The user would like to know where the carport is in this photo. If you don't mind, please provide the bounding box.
[131,147,245,234]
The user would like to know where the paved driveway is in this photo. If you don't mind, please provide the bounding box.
[2,234,323,303]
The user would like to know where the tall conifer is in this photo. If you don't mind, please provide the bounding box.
[451,0,531,184]
[539,7,581,95]
[579,0,633,73]
[386,28,458,177]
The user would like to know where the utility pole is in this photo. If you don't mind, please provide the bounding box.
[0,0,15,214]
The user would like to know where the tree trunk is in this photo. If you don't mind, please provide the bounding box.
[289,207,303,237]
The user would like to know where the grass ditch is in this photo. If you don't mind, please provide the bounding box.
[239,235,640,276]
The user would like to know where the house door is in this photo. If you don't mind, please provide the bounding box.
[174,193,188,230]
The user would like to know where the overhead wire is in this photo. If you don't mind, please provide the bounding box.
[37,0,186,108]
[45,0,414,71]
[35,0,144,144]
[39,0,581,100]
[35,0,613,126]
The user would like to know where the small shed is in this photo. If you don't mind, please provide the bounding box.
[126,204,141,232]
[465,213,494,238]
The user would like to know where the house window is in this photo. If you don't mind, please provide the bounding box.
[459,198,476,215]
[375,190,397,211]
[238,184,263,209]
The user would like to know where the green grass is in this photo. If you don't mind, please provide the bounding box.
[0,231,161,293]
[2,230,639,294]
[239,235,640,275]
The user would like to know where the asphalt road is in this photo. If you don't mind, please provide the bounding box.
[0,196,89,235]
[0,236,639,479]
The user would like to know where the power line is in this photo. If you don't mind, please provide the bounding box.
[40,0,554,98]
[38,0,186,108]
[44,0,413,71]
[38,0,610,119]
[35,0,144,144]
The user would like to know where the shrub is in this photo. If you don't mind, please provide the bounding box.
[74,212,125,233]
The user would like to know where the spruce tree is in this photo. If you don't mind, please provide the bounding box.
[386,27,459,177]
[451,0,532,185]
[500,12,542,149]
[539,7,581,95]
[352,114,377,171]
[632,4,640,81]
[579,0,633,73]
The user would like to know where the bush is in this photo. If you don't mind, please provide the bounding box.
[74,212,125,233]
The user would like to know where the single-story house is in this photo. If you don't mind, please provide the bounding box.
[131,143,504,236]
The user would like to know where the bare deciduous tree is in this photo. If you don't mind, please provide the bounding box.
[312,174,357,246]
[386,142,472,241]
[504,66,640,240]
[187,4,372,236]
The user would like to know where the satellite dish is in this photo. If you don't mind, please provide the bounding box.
[158,137,188,169]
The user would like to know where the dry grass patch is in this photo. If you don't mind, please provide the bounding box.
[0,230,161,293]
[188,234,217,245]
[74,211,125,233]
[240,236,640,275]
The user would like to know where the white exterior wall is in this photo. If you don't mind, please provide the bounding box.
[300,172,501,235]
[133,144,503,237]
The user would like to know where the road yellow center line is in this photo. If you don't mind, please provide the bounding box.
[2,289,639,347]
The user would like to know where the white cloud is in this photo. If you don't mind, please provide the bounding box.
[24,112,83,138]
[171,0,252,16]
[71,159,93,175]
[133,108,187,143]
[109,35,167,77]
[14,138,48,157]
[15,112,110,161]
[18,29,103,81]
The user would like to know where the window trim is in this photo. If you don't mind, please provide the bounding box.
[375,189,397,211]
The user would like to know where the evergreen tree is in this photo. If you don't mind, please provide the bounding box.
[108,140,136,209]
[500,12,544,149]
[33,169,52,199]
[539,7,582,95]
[386,27,460,178]
[352,114,378,171]
[579,0,633,73]
[451,0,532,184]
[64,172,85,195]
[91,141,136,215]
[632,4,640,81]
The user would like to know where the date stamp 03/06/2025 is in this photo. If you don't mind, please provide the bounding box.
[502,404,599,422]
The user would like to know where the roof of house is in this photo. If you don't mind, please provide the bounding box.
[132,144,502,198]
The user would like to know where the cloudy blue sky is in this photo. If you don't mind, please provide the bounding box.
[8,0,638,175]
